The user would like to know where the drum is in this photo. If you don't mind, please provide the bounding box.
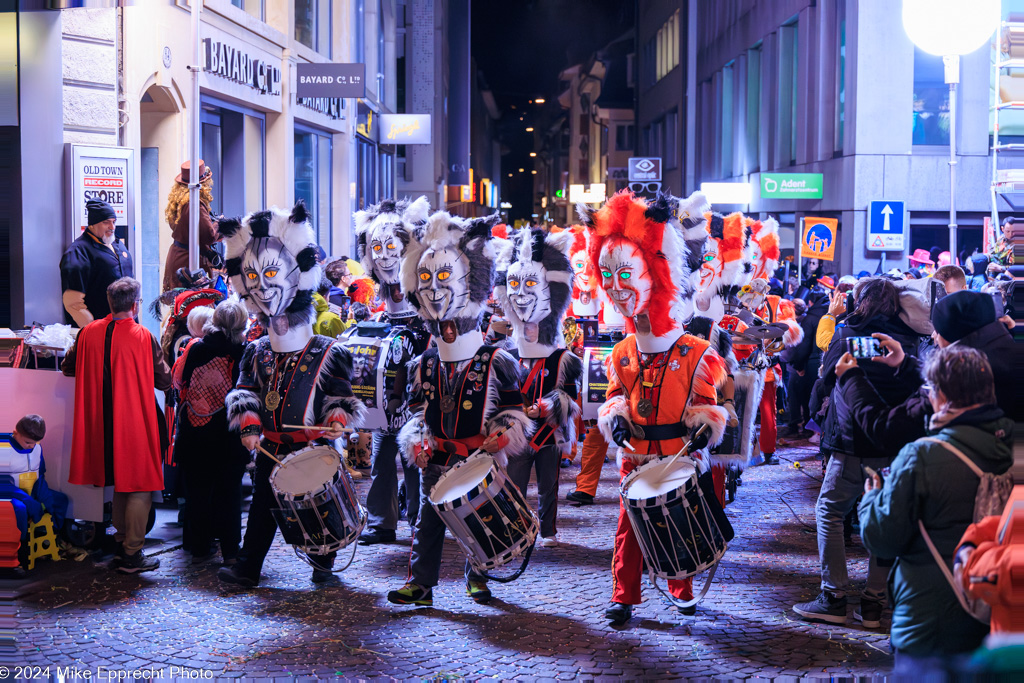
[339,325,420,431]
[269,445,367,555]
[620,457,727,581]
[429,453,539,574]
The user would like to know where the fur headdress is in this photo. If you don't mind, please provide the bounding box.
[704,211,754,293]
[219,200,321,327]
[493,227,575,348]
[354,196,430,283]
[666,191,711,277]
[749,217,781,281]
[399,211,502,336]
[577,190,690,337]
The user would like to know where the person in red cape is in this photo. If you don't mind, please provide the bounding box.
[63,277,172,573]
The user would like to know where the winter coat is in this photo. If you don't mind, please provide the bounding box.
[819,314,921,459]
[163,200,219,292]
[858,405,1013,656]
[784,297,828,374]
[954,320,1018,419]
[313,293,344,338]
[967,254,990,291]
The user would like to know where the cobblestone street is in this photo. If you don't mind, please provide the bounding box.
[17,441,894,679]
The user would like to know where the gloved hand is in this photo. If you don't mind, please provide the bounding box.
[723,401,738,427]
[611,415,632,448]
[688,424,711,453]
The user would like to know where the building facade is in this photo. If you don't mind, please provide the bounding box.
[689,0,1007,275]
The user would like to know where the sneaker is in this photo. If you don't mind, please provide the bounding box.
[678,603,697,616]
[358,527,397,545]
[560,457,572,468]
[854,595,885,629]
[566,490,595,505]
[540,535,558,547]
[311,568,334,583]
[116,550,160,574]
[217,565,260,588]
[793,591,848,624]
[604,602,632,623]
[762,452,780,466]
[387,582,433,606]
[466,580,492,604]
[808,433,820,445]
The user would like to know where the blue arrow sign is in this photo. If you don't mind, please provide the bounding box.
[868,200,905,252]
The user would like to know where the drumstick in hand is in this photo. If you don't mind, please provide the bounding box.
[256,444,283,465]
[659,424,710,479]
[282,424,355,432]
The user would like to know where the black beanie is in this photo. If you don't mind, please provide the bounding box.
[86,199,116,226]
[931,290,996,343]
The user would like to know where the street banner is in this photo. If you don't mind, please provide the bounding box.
[801,217,838,261]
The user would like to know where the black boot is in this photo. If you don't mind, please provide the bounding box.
[604,602,632,623]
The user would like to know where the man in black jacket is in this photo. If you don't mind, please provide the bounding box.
[780,289,829,437]
[835,290,1019,453]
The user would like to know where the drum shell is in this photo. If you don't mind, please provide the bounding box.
[270,446,367,555]
[620,460,727,581]
[429,454,539,573]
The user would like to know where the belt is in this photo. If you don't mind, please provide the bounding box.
[629,422,687,442]
[428,435,485,467]
[263,430,313,446]
[173,240,189,250]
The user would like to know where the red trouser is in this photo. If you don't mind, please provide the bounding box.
[758,378,777,455]
[612,459,693,605]
[574,426,608,496]
[710,463,726,507]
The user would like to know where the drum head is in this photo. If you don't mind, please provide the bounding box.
[272,447,340,497]
[431,454,494,504]
[625,460,696,500]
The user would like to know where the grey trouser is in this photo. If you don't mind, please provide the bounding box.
[507,444,561,538]
[408,463,485,587]
[366,431,421,530]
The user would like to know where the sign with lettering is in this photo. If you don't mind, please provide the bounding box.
[296,97,345,121]
[801,217,838,261]
[66,144,136,246]
[296,63,365,98]
[760,173,824,199]
[628,157,661,182]
[202,38,281,96]
[380,114,431,144]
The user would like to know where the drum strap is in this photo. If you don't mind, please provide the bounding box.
[529,423,557,451]
[429,436,486,466]
[264,430,313,445]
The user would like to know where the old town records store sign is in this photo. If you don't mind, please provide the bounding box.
[201,29,282,111]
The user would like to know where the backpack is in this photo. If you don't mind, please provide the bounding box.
[892,277,936,335]
[916,437,1014,624]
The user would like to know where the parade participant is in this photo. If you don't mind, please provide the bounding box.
[388,212,530,607]
[566,225,599,318]
[218,201,366,588]
[579,191,729,623]
[60,199,134,327]
[162,160,221,292]
[63,277,172,573]
[495,227,582,547]
[692,211,752,323]
[353,197,433,545]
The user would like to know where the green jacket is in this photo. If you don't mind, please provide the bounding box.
[858,405,1013,656]
[312,293,344,338]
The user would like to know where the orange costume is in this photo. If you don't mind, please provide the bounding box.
[579,190,729,618]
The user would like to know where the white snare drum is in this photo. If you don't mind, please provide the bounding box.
[620,458,727,581]
[429,453,539,574]
[269,445,367,556]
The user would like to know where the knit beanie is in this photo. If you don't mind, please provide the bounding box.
[86,199,117,226]
[931,290,996,343]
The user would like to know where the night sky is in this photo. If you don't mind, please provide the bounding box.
[472,0,635,222]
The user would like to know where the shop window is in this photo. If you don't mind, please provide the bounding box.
[746,46,761,172]
[201,98,266,219]
[231,0,264,21]
[296,0,331,56]
[834,0,846,154]
[615,124,634,151]
[295,127,332,252]
[720,65,733,177]
[665,109,678,170]
[913,46,951,146]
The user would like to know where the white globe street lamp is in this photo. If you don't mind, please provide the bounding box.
[902,0,1000,262]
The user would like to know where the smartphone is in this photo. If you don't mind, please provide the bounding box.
[862,465,883,484]
[991,291,1005,319]
[846,292,855,315]
[845,336,885,359]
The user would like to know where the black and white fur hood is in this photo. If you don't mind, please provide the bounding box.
[493,227,575,349]
[354,196,430,284]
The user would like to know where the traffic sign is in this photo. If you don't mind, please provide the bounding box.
[760,173,824,199]
[628,157,661,182]
[867,200,906,251]
[801,217,837,261]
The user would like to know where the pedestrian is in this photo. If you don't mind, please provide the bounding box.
[62,277,171,573]
[162,160,221,292]
[967,253,990,291]
[60,199,134,327]
[989,216,1015,267]
[859,346,1013,672]
[171,299,251,566]
[780,287,828,438]
[795,277,921,626]
[933,264,966,294]
[313,278,344,337]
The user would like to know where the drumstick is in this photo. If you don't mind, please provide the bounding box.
[660,424,710,479]
[467,424,512,460]
[256,444,283,465]
[282,424,355,432]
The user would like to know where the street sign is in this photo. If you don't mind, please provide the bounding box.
[296,63,365,98]
[628,157,661,182]
[801,217,838,261]
[867,200,906,251]
[760,173,824,199]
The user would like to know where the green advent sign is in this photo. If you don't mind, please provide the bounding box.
[760,173,824,199]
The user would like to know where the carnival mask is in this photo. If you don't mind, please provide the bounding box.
[505,262,552,324]
[598,237,652,319]
[571,250,590,290]
[415,246,470,320]
[367,218,404,285]
[239,237,300,318]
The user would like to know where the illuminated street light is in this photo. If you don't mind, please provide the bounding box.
[529,152,537,157]
[519,168,525,172]
[531,170,537,174]
[525,127,534,132]
[902,0,999,260]
[534,98,545,104]
[700,182,752,205]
